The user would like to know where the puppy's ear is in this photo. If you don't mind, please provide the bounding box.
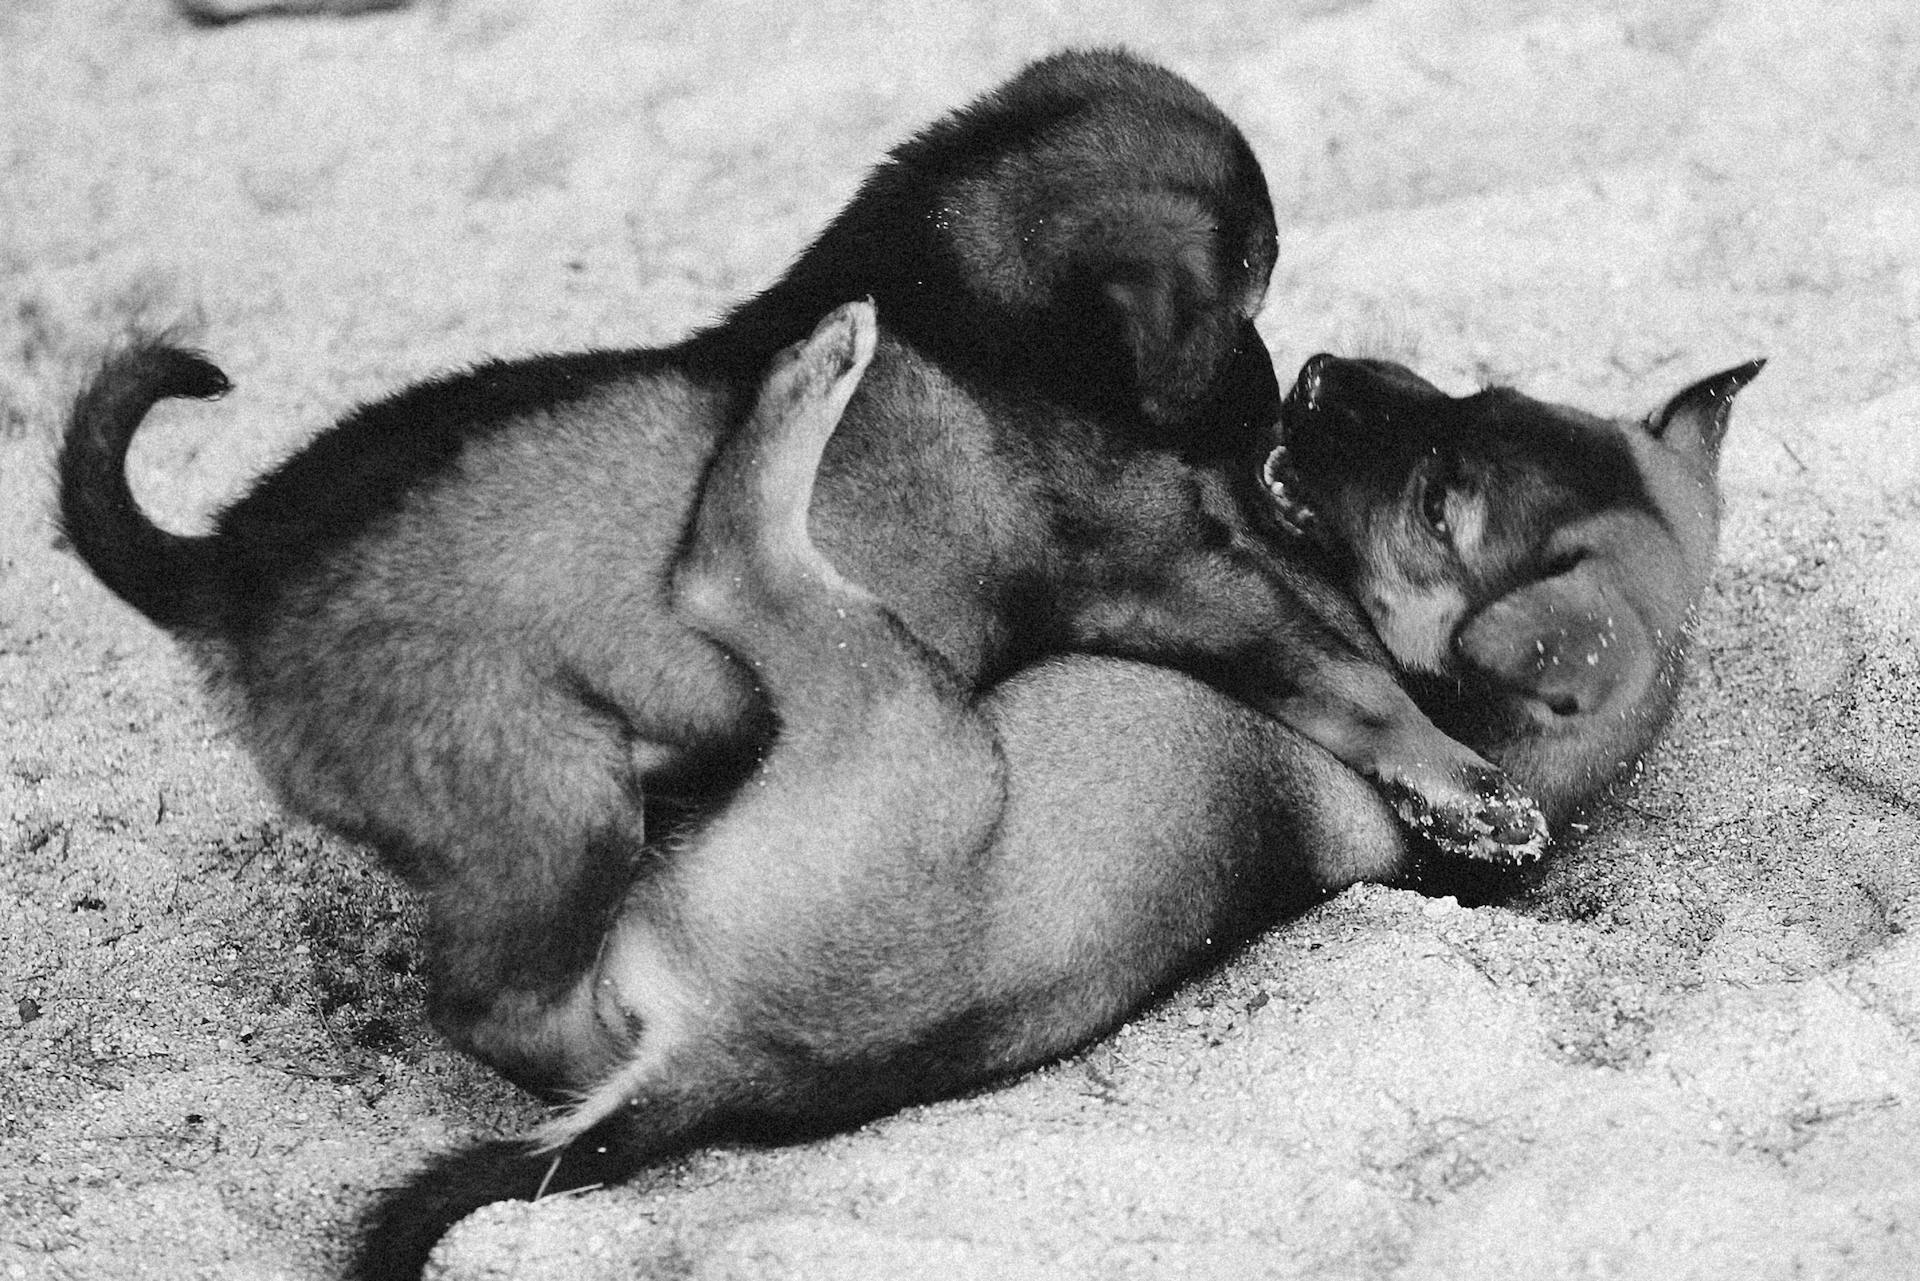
[1648,358,1765,464]
[1455,562,1651,720]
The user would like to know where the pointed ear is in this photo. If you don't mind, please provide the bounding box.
[1648,358,1765,464]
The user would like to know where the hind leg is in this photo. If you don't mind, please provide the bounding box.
[411,304,898,1095]
[672,300,884,642]
[416,788,642,1094]
[672,302,997,784]
[329,308,906,1095]
[544,301,1006,1144]
[234,637,648,1095]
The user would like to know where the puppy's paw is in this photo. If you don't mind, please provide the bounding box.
[760,298,878,436]
[1382,762,1548,864]
[678,300,878,635]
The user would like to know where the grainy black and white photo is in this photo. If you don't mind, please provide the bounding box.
[3,2,1917,1278]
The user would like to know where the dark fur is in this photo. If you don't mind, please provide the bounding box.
[60,51,1540,1094]
[353,308,1756,1278]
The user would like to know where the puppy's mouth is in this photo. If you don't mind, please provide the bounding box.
[1263,362,1322,537]
[1262,443,1317,538]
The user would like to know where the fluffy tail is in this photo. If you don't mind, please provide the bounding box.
[56,340,232,632]
[351,1120,666,1281]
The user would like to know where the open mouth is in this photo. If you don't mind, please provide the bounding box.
[1263,363,1322,537]
[1261,443,1317,537]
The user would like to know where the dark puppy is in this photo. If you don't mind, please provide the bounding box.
[357,305,1757,1278]
[57,50,1539,1090]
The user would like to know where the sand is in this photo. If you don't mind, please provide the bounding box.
[2,1,1916,1277]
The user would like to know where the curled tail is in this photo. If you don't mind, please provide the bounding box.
[57,340,232,632]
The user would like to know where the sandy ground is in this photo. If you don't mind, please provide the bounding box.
[2,0,1918,1278]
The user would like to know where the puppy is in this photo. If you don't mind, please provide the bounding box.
[57,49,1544,1091]
[1265,351,1763,826]
[355,304,1758,1279]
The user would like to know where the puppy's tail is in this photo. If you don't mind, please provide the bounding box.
[351,1120,659,1281]
[353,1063,732,1280]
[57,339,231,633]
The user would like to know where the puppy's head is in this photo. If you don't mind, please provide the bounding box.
[1268,354,1762,739]
[927,50,1279,440]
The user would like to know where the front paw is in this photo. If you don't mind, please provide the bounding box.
[1381,762,1548,863]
